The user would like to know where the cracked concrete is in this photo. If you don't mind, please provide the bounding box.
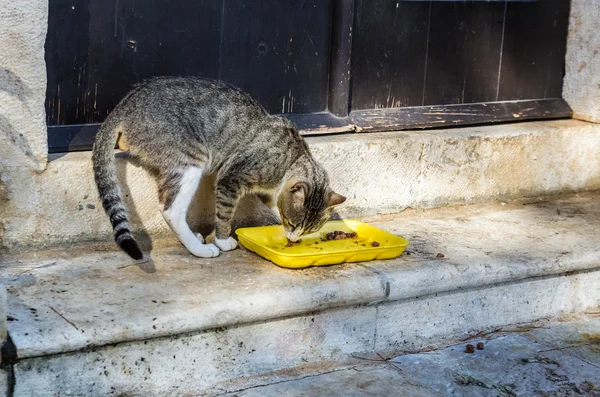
[221,364,441,397]
[1,193,600,396]
[219,314,600,397]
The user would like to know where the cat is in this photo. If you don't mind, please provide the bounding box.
[92,77,346,260]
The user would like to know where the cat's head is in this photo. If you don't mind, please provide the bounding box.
[277,180,346,242]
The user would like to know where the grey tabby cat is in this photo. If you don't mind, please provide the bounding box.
[92,77,346,260]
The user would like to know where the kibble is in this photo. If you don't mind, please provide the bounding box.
[476,342,484,350]
[325,231,358,241]
[436,253,445,258]
[465,344,475,353]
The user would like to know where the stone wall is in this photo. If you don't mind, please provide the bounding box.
[1,0,600,253]
[0,1,49,255]
[0,1,48,169]
[563,0,600,123]
[1,120,599,252]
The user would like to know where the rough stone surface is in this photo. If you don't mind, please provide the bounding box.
[10,311,600,397]
[0,286,5,334]
[390,324,600,397]
[11,307,375,397]
[2,193,599,359]
[216,316,600,397]
[3,120,600,252]
[563,0,600,123]
[221,365,441,397]
[0,368,7,397]
[0,284,6,364]
[0,1,48,170]
[375,272,600,353]
[525,316,600,368]
[9,274,600,397]
[313,120,600,213]
[0,0,49,259]
[2,194,600,396]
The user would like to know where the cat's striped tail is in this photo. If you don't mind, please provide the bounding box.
[92,118,143,260]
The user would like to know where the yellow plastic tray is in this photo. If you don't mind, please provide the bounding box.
[235,220,409,269]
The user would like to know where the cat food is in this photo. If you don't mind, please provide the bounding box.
[236,220,409,268]
[285,239,302,247]
[436,253,445,258]
[476,342,484,350]
[371,241,380,247]
[465,344,475,353]
[325,231,358,240]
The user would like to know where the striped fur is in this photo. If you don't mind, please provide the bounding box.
[92,118,143,260]
[92,77,345,258]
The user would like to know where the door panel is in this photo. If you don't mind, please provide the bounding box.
[219,0,332,114]
[45,0,572,153]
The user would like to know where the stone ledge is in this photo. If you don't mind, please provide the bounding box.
[2,193,599,361]
[211,316,600,397]
[3,119,600,253]
[9,272,600,397]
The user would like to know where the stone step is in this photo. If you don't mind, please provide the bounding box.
[1,193,600,396]
[3,119,600,252]
[218,314,600,397]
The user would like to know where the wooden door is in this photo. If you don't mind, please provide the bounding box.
[46,0,571,153]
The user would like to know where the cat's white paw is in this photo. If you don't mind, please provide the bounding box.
[195,232,205,243]
[215,236,238,251]
[188,243,220,258]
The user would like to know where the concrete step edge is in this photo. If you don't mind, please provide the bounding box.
[7,247,600,360]
[5,193,600,360]
[3,119,600,252]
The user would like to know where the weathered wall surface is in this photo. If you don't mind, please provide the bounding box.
[1,0,600,254]
[563,0,600,123]
[312,120,600,213]
[0,1,48,168]
[0,1,49,256]
[1,120,600,252]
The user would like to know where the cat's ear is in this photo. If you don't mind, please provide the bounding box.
[290,182,306,194]
[290,182,307,209]
[328,192,346,207]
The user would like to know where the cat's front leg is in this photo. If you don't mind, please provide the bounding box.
[213,174,242,252]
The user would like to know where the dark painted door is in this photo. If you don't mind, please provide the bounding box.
[46,0,571,152]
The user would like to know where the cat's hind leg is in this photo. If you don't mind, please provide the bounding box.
[160,167,220,258]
